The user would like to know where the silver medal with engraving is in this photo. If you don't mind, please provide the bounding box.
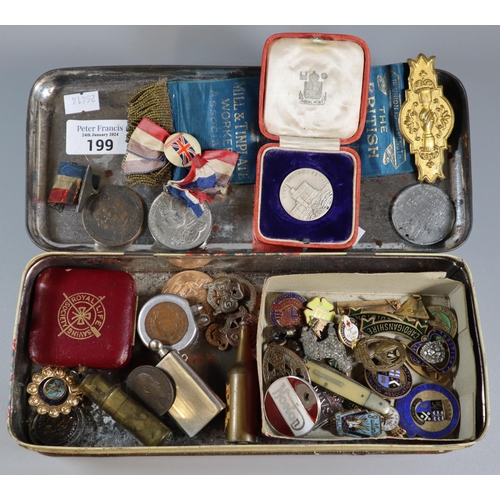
[279,168,333,221]
[148,191,212,250]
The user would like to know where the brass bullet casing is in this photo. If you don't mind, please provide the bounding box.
[225,320,259,443]
[79,372,172,447]
[399,54,455,184]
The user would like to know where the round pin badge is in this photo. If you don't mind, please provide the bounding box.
[27,366,82,418]
[82,185,144,247]
[337,315,361,348]
[395,383,460,438]
[270,293,306,327]
[364,364,413,400]
[391,184,455,246]
[264,376,325,437]
[164,132,201,168]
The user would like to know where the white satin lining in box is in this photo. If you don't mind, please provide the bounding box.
[263,37,365,140]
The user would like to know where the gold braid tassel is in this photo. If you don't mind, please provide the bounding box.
[124,80,175,187]
[126,80,174,140]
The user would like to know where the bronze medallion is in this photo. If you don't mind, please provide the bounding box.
[162,270,214,320]
[145,301,189,346]
[82,185,144,247]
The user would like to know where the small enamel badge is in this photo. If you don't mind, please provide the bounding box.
[407,329,457,374]
[337,315,361,348]
[365,364,413,400]
[304,297,335,336]
[335,409,382,438]
[270,293,306,327]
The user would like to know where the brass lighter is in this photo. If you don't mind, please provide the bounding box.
[79,371,172,446]
[225,320,259,443]
[399,54,455,183]
[150,341,226,438]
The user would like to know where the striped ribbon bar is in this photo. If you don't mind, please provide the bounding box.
[48,162,87,206]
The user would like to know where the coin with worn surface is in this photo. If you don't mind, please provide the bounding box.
[148,192,212,250]
[138,294,198,351]
[391,184,455,245]
[145,301,189,346]
[162,270,214,319]
[82,185,144,246]
[29,407,85,446]
[279,168,334,221]
[126,365,175,416]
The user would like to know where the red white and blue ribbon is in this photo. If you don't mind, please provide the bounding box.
[166,149,239,217]
[48,162,87,206]
[123,117,170,174]
[124,117,239,217]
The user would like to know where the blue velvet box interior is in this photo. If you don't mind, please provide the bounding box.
[257,147,358,245]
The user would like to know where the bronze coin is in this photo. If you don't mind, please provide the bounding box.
[126,365,175,416]
[162,270,214,319]
[82,185,144,247]
[145,301,189,346]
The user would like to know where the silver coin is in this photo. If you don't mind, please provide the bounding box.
[279,168,333,221]
[391,184,455,245]
[82,185,144,247]
[148,192,212,250]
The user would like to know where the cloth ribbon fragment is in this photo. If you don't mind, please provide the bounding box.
[48,162,87,208]
[123,117,170,174]
[123,117,239,217]
[166,149,239,217]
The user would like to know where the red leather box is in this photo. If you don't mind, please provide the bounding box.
[253,33,370,249]
[28,267,137,369]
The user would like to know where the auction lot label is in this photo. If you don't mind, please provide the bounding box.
[66,120,127,155]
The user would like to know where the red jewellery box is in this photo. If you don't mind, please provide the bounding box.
[28,267,137,369]
[253,33,370,249]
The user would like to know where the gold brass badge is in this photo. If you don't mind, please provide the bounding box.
[399,54,455,183]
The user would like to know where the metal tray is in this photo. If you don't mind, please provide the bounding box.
[25,66,471,254]
[8,252,488,455]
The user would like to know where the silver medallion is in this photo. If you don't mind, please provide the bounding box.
[148,192,212,250]
[279,168,333,221]
[391,184,455,245]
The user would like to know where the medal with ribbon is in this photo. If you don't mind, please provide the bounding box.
[123,117,239,216]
